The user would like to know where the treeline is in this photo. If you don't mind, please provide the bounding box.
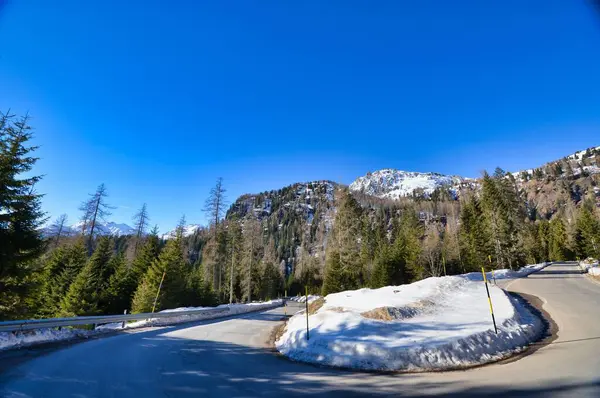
[320,168,600,295]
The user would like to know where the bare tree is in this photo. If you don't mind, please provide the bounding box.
[204,177,228,229]
[79,183,114,252]
[132,203,150,255]
[49,214,69,247]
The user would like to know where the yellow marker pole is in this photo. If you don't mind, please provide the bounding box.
[305,286,310,341]
[481,267,498,334]
[151,271,167,314]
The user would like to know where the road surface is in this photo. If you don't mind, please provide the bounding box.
[1,262,599,397]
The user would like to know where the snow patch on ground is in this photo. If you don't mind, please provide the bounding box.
[462,262,550,282]
[0,300,282,351]
[276,264,547,371]
[580,258,599,273]
[289,295,321,304]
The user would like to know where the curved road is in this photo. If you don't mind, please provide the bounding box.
[1,262,600,397]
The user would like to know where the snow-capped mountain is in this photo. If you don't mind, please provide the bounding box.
[70,221,136,237]
[349,169,470,199]
[161,224,202,240]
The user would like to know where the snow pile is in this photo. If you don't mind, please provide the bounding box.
[277,271,544,371]
[580,258,599,274]
[125,300,282,328]
[462,262,550,282]
[350,169,472,199]
[0,300,282,351]
[289,295,321,304]
[0,328,91,351]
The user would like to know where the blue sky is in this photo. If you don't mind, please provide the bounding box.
[1,1,599,231]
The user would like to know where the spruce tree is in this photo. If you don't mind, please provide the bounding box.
[573,206,600,259]
[549,217,568,261]
[38,240,87,317]
[0,112,47,319]
[321,189,364,295]
[104,254,136,314]
[60,237,114,316]
[132,237,188,313]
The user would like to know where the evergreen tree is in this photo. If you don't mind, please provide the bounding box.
[60,237,114,316]
[0,112,47,319]
[38,240,87,317]
[394,210,422,282]
[321,189,364,294]
[549,217,569,261]
[104,254,136,314]
[573,206,600,259]
[132,237,188,313]
[459,196,490,271]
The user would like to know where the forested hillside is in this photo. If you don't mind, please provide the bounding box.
[1,110,599,321]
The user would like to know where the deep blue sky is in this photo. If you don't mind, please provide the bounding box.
[1,1,599,231]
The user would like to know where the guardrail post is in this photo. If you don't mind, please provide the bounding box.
[122,310,127,329]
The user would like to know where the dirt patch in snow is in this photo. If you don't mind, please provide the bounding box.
[361,299,434,321]
[308,298,325,315]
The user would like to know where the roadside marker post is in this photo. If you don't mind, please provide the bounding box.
[284,290,287,316]
[305,286,310,341]
[481,267,498,334]
[151,270,167,314]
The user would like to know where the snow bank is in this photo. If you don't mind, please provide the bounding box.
[462,262,550,282]
[589,267,600,277]
[0,328,91,351]
[125,300,282,328]
[0,300,282,351]
[277,267,545,371]
[289,295,321,304]
[579,258,599,273]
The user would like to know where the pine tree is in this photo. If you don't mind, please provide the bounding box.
[321,189,364,294]
[549,217,569,261]
[321,247,344,295]
[132,237,188,313]
[60,237,114,316]
[394,209,423,282]
[573,206,600,259]
[0,112,47,319]
[240,218,262,302]
[204,178,228,290]
[131,233,160,282]
[38,240,87,317]
[103,254,134,314]
[459,196,490,272]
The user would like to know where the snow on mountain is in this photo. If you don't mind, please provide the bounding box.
[349,169,470,199]
[161,224,202,240]
[69,221,136,237]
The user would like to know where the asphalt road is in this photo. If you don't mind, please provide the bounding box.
[1,262,599,397]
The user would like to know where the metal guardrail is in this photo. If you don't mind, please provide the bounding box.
[0,308,230,333]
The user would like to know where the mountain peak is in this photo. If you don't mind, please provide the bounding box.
[349,169,469,199]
